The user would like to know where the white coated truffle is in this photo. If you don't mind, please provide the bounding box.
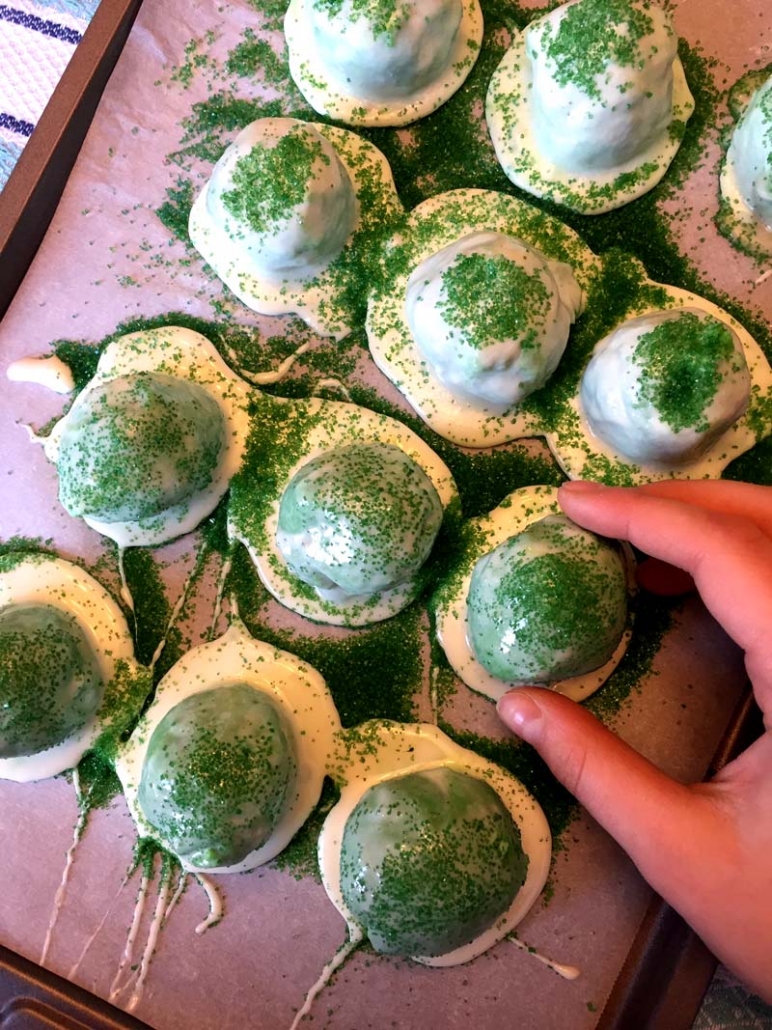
[285,0,483,127]
[720,73,772,257]
[527,0,677,174]
[486,0,694,213]
[307,0,463,102]
[203,118,356,281]
[580,308,752,465]
[404,231,582,411]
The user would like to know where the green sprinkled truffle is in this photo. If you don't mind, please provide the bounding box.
[138,684,297,869]
[57,372,226,523]
[276,442,443,597]
[467,514,628,683]
[340,766,527,956]
[0,604,103,759]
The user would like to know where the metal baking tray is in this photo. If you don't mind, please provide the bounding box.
[0,1,763,1026]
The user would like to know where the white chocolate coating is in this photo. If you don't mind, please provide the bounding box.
[486,0,695,214]
[405,231,582,411]
[43,326,253,548]
[116,620,341,874]
[285,0,483,127]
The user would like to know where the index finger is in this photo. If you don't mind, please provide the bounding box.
[558,482,772,710]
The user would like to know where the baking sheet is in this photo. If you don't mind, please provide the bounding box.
[0,0,768,1027]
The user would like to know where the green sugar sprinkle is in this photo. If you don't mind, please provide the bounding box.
[221,126,329,234]
[312,0,412,44]
[633,313,738,433]
[540,0,659,102]
[437,252,551,351]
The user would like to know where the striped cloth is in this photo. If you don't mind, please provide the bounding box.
[0,0,98,188]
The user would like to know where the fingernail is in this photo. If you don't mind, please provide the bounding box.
[496,691,543,744]
[558,480,608,495]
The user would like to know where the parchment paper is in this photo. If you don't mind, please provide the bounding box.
[0,0,768,1027]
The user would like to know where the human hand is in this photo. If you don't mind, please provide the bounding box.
[497,479,772,1002]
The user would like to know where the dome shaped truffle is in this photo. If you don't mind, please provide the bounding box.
[339,766,528,957]
[720,73,772,255]
[467,513,628,684]
[0,604,104,760]
[285,0,483,127]
[138,684,298,870]
[276,441,443,600]
[57,371,226,524]
[486,0,694,213]
[204,118,356,281]
[405,231,582,411]
[580,308,752,465]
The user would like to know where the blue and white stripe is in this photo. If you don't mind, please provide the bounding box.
[0,0,97,189]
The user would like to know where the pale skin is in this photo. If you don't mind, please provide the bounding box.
[497,479,772,1003]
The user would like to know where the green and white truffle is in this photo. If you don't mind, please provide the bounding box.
[339,766,528,957]
[434,486,632,702]
[405,230,582,411]
[467,514,628,684]
[486,0,694,213]
[57,372,226,524]
[0,604,103,760]
[580,308,752,466]
[276,442,444,600]
[0,553,145,783]
[117,621,341,874]
[720,73,772,258]
[138,685,297,870]
[44,326,252,548]
[228,394,457,627]
[189,117,403,339]
[367,189,598,447]
[285,0,483,127]
[318,720,551,966]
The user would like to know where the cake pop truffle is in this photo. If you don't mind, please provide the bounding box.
[405,231,582,412]
[467,514,628,685]
[434,486,632,703]
[284,0,483,127]
[486,0,694,213]
[720,73,772,258]
[580,308,752,466]
[189,118,403,339]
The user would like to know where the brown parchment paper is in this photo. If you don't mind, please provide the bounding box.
[0,0,769,1027]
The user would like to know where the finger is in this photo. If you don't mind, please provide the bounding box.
[497,689,701,868]
[558,482,772,706]
[498,688,772,1002]
[634,479,772,539]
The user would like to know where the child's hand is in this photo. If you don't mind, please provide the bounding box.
[497,480,772,1002]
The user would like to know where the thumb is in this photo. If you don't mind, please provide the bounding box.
[496,689,717,895]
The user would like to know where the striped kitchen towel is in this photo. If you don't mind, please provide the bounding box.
[0,0,99,189]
